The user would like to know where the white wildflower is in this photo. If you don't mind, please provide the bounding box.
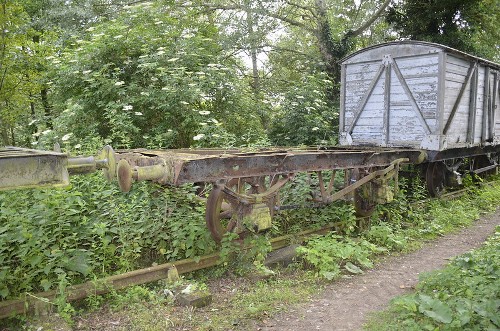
[115,81,125,86]
[123,105,133,111]
[74,144,82,149]
[311,127,320,131]
[61,133,73,141]
[199,110,210,115]
[193,134,205,141]
[134,112,143,116]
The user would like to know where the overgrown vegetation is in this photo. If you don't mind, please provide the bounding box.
[295,175,500,282]
[0,174,216,301]
[365,227,500,330]
[3,175,500,330]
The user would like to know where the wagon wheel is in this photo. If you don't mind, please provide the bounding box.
[205,176,280,243]
[425,161,447,197]
[352,168,377,220]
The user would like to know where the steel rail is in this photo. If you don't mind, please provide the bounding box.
[0,223,340,319]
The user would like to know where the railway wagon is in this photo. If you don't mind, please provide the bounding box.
[339,41,500,151]
[339,41,500,196]
[2,42,500,242]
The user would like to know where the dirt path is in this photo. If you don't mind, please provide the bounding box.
[256,213,500,331]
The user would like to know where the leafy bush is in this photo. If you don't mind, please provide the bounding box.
[365,224,407,251]
[269,73,338,146]
[45,2,265,150]
[297,234,385,280]
[0,175,216,300]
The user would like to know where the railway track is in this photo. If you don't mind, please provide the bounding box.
[0,222,341,319]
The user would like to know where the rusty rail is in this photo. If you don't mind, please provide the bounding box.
[0,224,338,319]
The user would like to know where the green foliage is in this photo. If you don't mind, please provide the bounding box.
[367,227,500,330]
[47,2,265,149]
[272,172,357,235]
[268,69,338,146]
[0,175,216,300]
[297,234,385,280]
[387,0,500,61]
[219,232,273,276]
[365,224,407,251]
[0,0,55,146]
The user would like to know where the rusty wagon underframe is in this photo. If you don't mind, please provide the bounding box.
[3,144,500,241]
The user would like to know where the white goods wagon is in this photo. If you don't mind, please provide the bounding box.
[339,41,500,151]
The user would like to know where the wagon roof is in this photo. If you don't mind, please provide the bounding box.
[341,40,500,69]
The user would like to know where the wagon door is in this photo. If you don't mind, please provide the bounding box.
[341,52,440,148]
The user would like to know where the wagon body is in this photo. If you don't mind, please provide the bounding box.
[0,147,70,190]
[339,41,500,151]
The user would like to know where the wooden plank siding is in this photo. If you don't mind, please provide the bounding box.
[339,41,500,151]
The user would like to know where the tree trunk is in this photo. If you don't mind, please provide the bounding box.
[246,6,259,93]
[41,87,52,129]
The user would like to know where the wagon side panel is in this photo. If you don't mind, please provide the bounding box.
[388,54,440,147]
[442,55,498,148]
[342,60,385,145]
[493,71,500,143]
[442,54,475,146]
[340,43,441,148]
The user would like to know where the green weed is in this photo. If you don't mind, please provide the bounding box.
[365,227,500,331]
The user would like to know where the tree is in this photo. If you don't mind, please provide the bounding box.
[387,0,500,61]
[193,0,392,87]
[185,0,393,145]
[0,0,48,146]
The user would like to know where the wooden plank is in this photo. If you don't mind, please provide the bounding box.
[443,62,477,134]
[391,59,431,134]
[384,63,391,144]
[467,64,479,143]
[340,63,346,131]
[491,72,498,140]
[482,67,490,142]
[348,63,386,134]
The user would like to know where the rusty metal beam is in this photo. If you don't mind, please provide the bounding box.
[0,224,340,319]
[116,148,426,187]
[0,146,116,191]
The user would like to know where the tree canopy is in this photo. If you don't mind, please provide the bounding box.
[387,0,500,61]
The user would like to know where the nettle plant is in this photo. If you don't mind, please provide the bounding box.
[0,175,216,300]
